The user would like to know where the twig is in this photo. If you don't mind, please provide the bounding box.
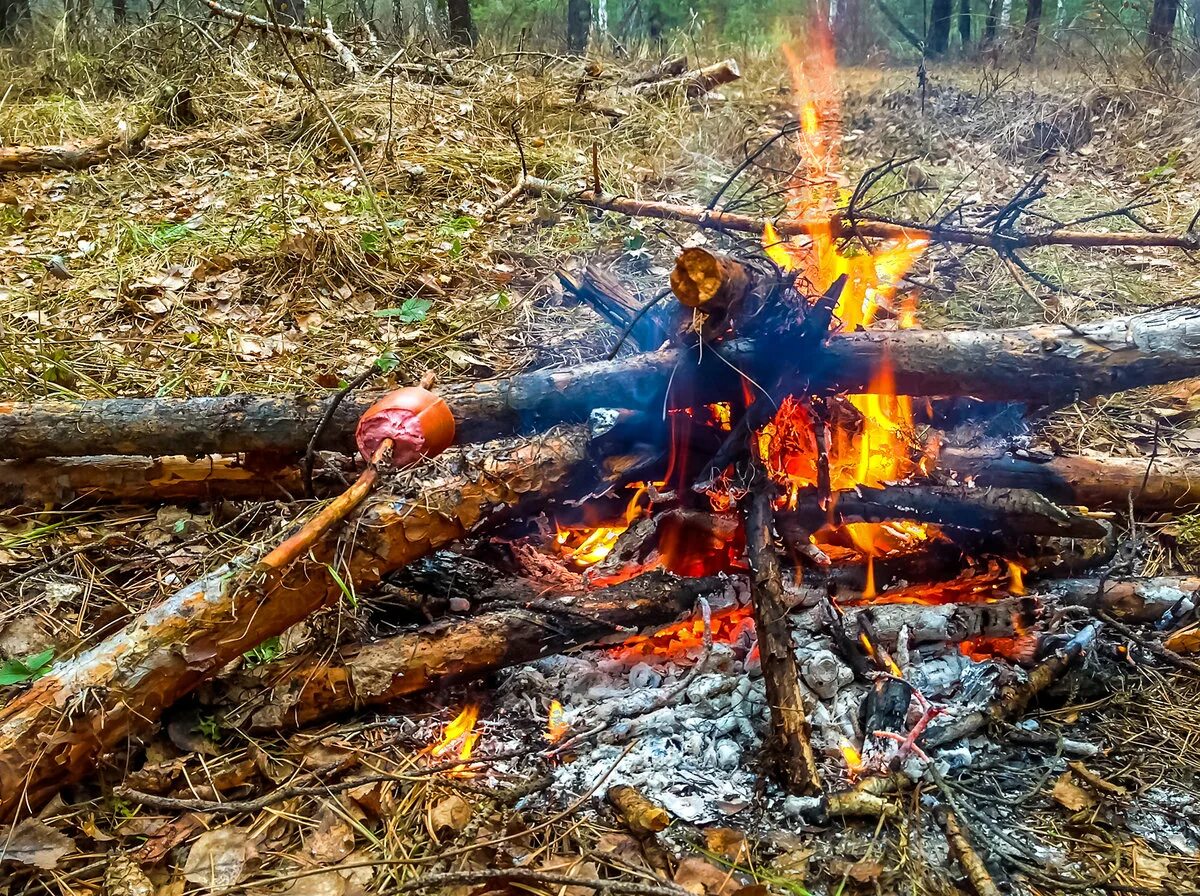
[384,870,691,896]
[302,363,379,497]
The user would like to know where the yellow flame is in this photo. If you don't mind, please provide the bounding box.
[1007,561,1026,596]
[840,738,863,774]
[427,704,482,775]
[546,700,569,744]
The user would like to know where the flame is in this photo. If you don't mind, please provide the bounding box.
[1007,560,1026,595]
[840,738,864,775]
[546,700,568,744]
[554,485,653,568]
[427,704,481,775]
[612,604,755,665]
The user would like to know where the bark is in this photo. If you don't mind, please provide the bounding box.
[447,0,475,45]
[0,428,590,821]
[743,488,822,794]
[1148,0,1181,53]
[794,597,1035,644]
[210,571,731,730]
[9,307,1200,462]
[1022,0,1043,54]
[939,448,1200,511]
[621,54,688,86]
[567,0,591,53]
[626,59,741,98]
[983,0,1001,41]
[785,486,1108,539]
[929,0,954,53]
[958,0,972,45]
[0,122,152,173]
[0,455,320,505]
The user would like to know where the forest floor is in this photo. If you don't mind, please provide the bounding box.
[1,30,1200,896]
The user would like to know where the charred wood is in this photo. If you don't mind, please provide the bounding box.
[0,428,589,821]
[209,572,733,731]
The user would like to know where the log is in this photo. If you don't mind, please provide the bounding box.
[939,448,1200,511]
[785,485,1108,539]
[210,571,732,731]
[519,176,1200,252]
[0,455,329,505]
[795,597,1037,645]
[0,121,152,173]
[670,247,753,311]
[6,306,1200,460]
[627,58,740,98]
[0,427,589,821]
[1048,575,1199,623]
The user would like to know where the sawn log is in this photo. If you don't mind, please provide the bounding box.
[4,306,1200,461]
[0,427,589,821]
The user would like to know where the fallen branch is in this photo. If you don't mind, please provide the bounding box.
[519,176,1200,252]
[208,571,733,730]
[201,0,361,75]
[625,58,740,98]
[0,427,589,821]
[0,121,151,173]
[7,306,1200,460]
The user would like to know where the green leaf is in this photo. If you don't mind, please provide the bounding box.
[492,292,511,310]
[244,636,282,667]
[373,350,400,373]
[0,649,53,685]
[326,563,357,608]
[373,298,431,323]
[360,230,383,254]
[24,648,55,673]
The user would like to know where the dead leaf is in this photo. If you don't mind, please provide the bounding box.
[1165,623,1200,654]
[593,832,649,870]
[181,828,256,889]
[308,810,355,863]
[537,856,601,896]
[1050,772,1098,812]
[828,857,885,883]
[674,855,743,896]
[0,818,76,869]
[131,813,205,865]
[104,852,155,896]
[285,870,346,896]
[427,794,472,839]
[704,827,749,862]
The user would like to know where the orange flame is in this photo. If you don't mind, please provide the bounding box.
[613,604,755,665]
[840,738,864,776]
[1007,560,1026,596]
[554,484,652,568]
[427,704,481,775]
[546,700,568,744]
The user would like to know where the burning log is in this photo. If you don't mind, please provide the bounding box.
[670,248,754,313]
[785,486,1107,539]
[208,572,734,731]
[626,58,741,98]
[7,307,1200,460]
[0,121,152,172]
[939,448,1200,511]
[743,488,822,794]
[518,176,1200,252]
[0,428,590,821]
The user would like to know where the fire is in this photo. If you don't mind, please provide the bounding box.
[546,699,568,744]
[1007,560,1026,595]
[426,703,481,774]
[612,604,755,665]
[554,484,652,568]
[839,738,864,776]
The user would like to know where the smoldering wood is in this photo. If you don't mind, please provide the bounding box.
[784,485,1107,539]
[208,572,734,731]
[939,448,1200,511]
[8,306,1200,461]
[794,597,1039,645]
[0,428,590,821]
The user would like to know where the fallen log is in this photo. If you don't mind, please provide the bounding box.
[0,427,589,821]
[6,307,1200,461]
[626,58,740,98]
[1048,575,1199,623]
[201,0,361,75]
[208,571,733,731]
[0,121,152,173]
[939,448,1200,511]
[519,176,1200,252]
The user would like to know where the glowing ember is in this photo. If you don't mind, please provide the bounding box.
[555,525,626,567]
[1007,560,1026,595]
[613,604,755,665]
[427,703,481,774]
[545,699,568,744]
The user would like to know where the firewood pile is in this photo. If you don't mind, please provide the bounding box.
[2,47,1200,895]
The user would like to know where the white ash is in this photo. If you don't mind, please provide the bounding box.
[1125,785,1200,854]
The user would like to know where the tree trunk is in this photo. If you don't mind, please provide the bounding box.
[0,428,590,822]
[983,0,1002,41]
[274,0,305,24]
[1023,0,1042,53]
[929,0,955,52]
[112,0,126,23]
[958,0,972,45]
[210,572,731,731]
[626,58,741,98]
[1148,0,1181,53]
[446,0,475,45]
[6,306,1200,462]
[567,0,591,54]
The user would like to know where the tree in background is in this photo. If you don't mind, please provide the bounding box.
[1147,0,1180,54]
[1023,0,1043,54]
[958,0,971,45]
[448,0,476,44]
[275,0,305,24]
[0,0,29,35]
[929,0,954,52]
[567,0,590,53]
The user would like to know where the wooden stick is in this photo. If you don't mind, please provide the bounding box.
[0,121,151,173]
[743,487,822,794]
[0,428,589,821]
[626,58,741,98]
[942,809,1002,896]
[520,176,1200,251]
[201,0,361,75]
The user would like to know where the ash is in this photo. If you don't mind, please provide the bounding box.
[496,581,1009,825]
